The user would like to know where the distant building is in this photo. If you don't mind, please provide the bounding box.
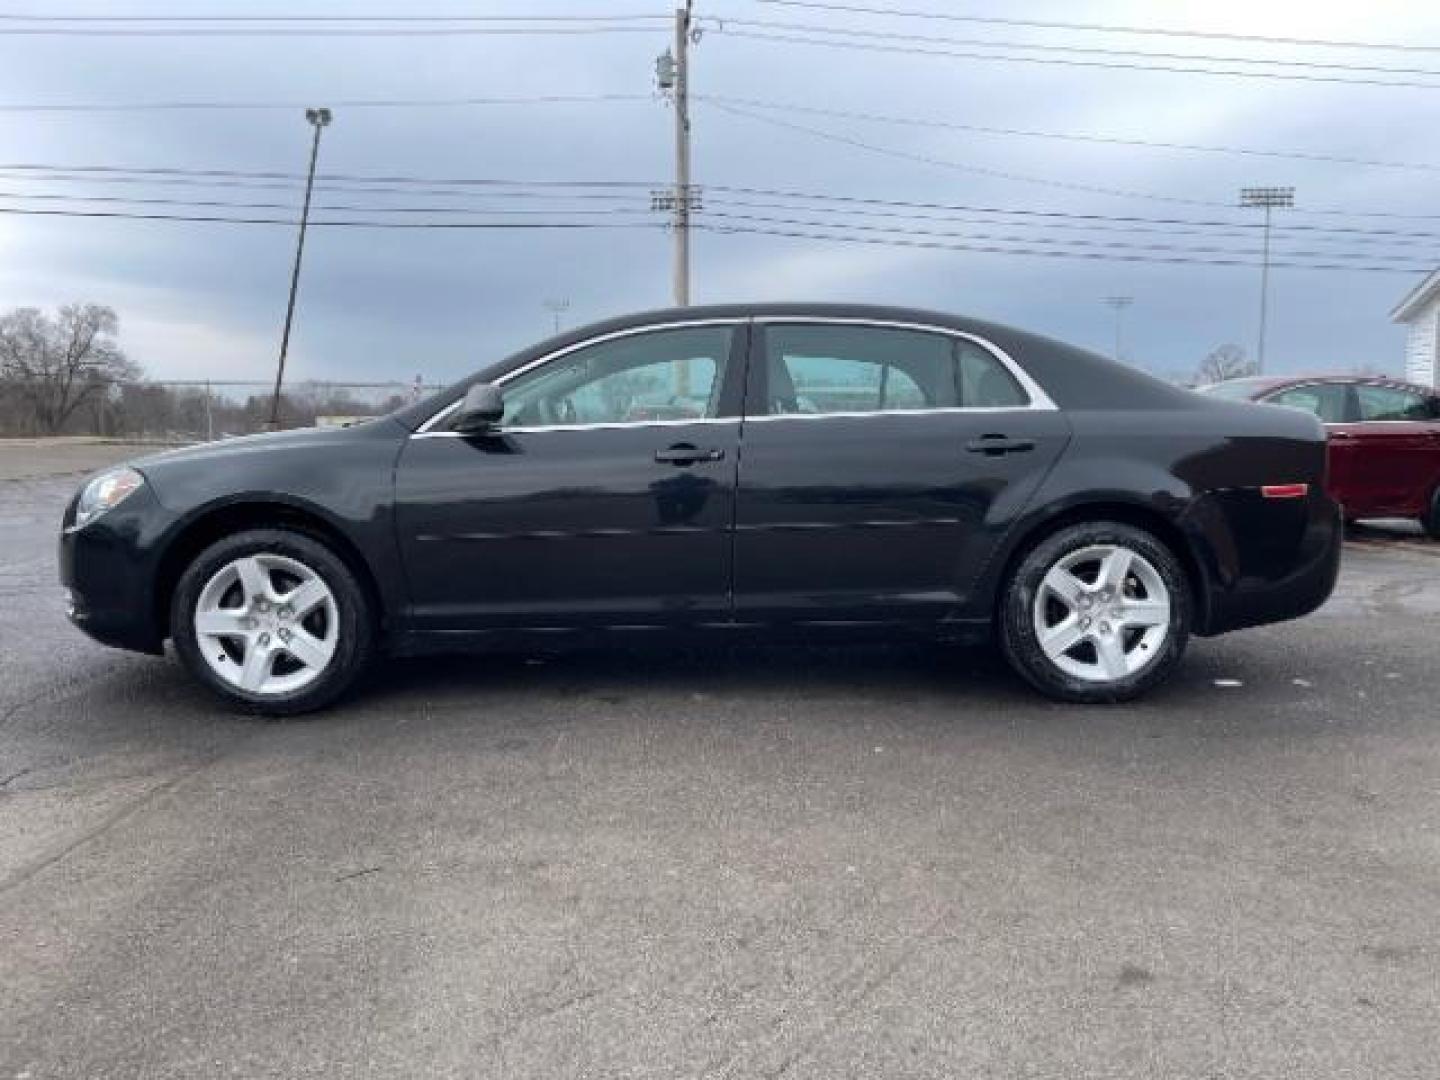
[1391,268,1440,388]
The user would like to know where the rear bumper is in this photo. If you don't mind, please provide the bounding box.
[58,482,173,655]
[1193,490,1342,636]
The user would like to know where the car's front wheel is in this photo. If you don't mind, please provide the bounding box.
[999,521,1190,703]
[170,528,374,715]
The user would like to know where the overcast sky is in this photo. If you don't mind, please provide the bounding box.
[1,0,1438,387]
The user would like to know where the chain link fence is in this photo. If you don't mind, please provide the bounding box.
[0,378,441,441]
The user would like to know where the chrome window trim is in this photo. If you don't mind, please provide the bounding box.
[413,313,1057,439]
[751,315,1058,413]
[413,317,745,436]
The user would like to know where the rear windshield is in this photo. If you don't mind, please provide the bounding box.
[1194,380,1264,400]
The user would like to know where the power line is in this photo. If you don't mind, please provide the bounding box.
[0,13,668,23]
[705,104,1440,222]
[0,192,1426,273]
[0,162,661,189]
[706,99,1232,208]
[6,159,1440,226]
[699,94,1440,175]
[6,183,1439,248]
[0,190,659,217]
[696,195,1440,248]
[0,24,661,38]
[0,92,652,113]
[697,220,1431,274]
[724,17,1440,80]
[752,0,1440,55]
[721,29,1440,91]
[0,205,670,229]
[696,209,1437,266]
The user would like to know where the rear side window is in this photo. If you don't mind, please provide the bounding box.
[760,324,1028,416]
[1266,384,1350,423]
[1355,384,1434,422]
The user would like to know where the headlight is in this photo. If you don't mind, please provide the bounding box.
[72,467,145,529]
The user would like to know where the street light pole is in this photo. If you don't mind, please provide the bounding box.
[267,107,332,430]
[1239,186,1294,376]
[1102,296,1133,365]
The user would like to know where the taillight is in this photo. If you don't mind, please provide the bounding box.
[1261,484,1309,499]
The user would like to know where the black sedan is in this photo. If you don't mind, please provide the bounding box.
[60,303,1341,713]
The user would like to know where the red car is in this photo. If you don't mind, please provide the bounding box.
[1199,375,1440,536]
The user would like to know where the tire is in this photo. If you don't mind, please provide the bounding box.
[170,528,374,716]
[1423,487,1440,541]
[998,521,1190,704]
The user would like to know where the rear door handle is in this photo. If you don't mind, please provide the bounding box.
[655,443,725,466]
[965,435,1035,456]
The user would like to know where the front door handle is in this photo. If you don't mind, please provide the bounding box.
[965,435,1035,456]
[655,443,725,466]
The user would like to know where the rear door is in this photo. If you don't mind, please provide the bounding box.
[732,319,1070,625]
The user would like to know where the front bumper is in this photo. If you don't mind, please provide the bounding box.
[58,480,175,655]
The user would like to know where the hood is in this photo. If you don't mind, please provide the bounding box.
[129,416,406,473]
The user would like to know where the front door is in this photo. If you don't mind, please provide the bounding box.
[732,320,1071,624]
[395,322,746,633]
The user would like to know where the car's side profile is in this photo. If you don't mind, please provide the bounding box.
[60,303,1341,714]
[1198,374,1440,536]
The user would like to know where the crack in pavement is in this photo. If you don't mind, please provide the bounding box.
[0,736,254,896]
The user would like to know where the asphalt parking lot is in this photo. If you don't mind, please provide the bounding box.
[3,441,1439,1079]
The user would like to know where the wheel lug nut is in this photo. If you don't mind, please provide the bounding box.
[258,632,270,646]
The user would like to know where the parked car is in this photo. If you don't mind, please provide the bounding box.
[60,304,1340,714]
[1197,374,1440,536]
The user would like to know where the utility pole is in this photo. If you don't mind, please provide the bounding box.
[1239,186,1293,376]
[654,2,697,307]
[543,297,571,335]
[672,0,693,307]
[267,106,332,430]
[1101,296,1133,365]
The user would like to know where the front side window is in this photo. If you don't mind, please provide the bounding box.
[1266,384,1351,423]
[481,325,734,429]
[760,324,1027,416]
[1355,383,1433,422]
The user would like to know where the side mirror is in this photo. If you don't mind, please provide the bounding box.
[453,382,504,434]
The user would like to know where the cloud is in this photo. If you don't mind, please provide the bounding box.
[0,0,1436,384]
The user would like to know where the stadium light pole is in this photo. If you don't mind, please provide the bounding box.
[543,297,571,335]
[1239,186,1294,376]
[267,107,332,430]
[1102,296,1133,365]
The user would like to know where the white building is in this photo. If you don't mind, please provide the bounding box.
[1391,268,1440,388]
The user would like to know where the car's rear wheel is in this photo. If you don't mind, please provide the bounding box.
[999,521,1190,703]
[1423,487,1440,541]
[170,528,374,716]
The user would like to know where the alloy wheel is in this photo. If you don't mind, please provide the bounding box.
[1031,543,1171,684]
[193,553,339,696]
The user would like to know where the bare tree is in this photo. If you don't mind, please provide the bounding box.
[1194,343,1256,386]
[0,304,138,433]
